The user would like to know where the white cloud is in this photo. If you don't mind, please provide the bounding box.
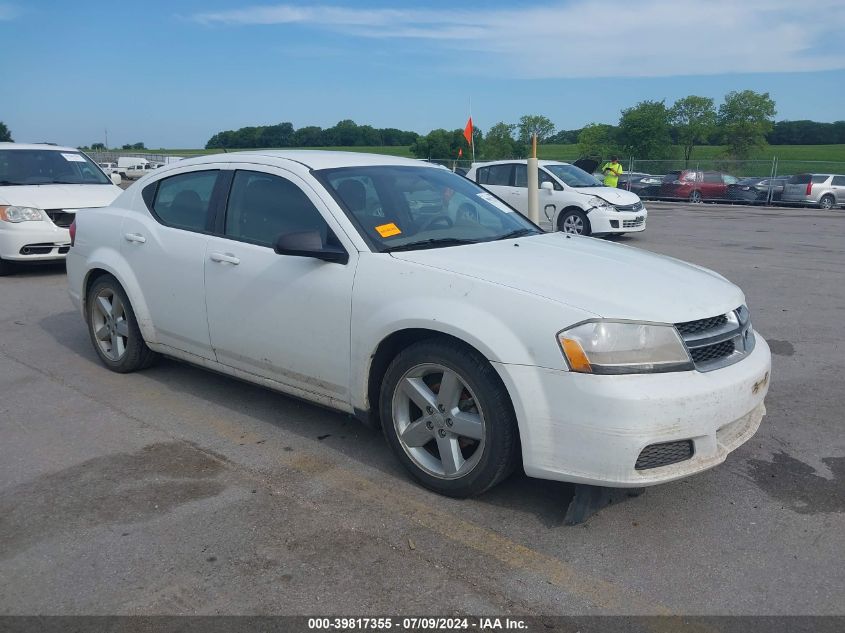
[191,0,845,78]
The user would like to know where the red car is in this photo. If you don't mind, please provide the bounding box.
[659,170,739,203]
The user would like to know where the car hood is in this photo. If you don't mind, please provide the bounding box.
[0,184,122,209]
[390,232,744,323]
[572,186,641,206]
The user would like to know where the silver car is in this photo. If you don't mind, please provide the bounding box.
[781,173,845,209]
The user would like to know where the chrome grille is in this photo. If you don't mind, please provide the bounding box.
[675,306,754,371]
[622,218,644,228]
[676,314,728,335]
[615,201,644,212]
[635,440,694,470]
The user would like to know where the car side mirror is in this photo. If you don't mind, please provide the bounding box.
[274,230,349,265]
[541,181,554,193]
[111,173,122,186]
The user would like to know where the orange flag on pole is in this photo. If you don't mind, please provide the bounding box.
[458,147,463,157]
[463,117,473,145]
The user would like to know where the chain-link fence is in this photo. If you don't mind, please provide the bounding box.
[84,150,845,207]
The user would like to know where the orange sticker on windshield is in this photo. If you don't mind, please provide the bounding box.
[375,222,402,238]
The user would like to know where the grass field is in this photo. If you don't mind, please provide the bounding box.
[538,144,845,162]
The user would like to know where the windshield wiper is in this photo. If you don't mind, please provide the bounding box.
[383,237,479,253]
[495,228,539,241]
[0,180,25,186]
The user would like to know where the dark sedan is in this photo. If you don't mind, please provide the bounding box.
[726,177,789,204]
[619,174,664,198]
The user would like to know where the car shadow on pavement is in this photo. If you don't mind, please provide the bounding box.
[3,261,67,278]
[39,310,594,528]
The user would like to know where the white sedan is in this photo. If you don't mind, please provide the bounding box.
[466,159,647,236]
[66,151,770,497]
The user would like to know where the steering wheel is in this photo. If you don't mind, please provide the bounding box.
[418,214,454,231]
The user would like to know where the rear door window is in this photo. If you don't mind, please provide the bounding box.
[832,176,845,186]
[151,170,219,232]
[477,164,513,186]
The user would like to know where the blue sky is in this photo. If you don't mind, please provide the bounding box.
[2,0,844,148]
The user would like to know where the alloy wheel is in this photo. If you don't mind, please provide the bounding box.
[392,363,486,480]
[91,288,130,361]
[562,214,584,235]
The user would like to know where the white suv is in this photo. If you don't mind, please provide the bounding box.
[0,143,122,275]
[466,160,647,236]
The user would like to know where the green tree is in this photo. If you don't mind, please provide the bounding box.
[90,142,106,150]
[669,95,716,164]
[617,100,672,159]
[292,126,324,147]
[717,90,777,158]
[257,122,294,147]
[483,122,524,159]
[409,129,465,159]
[0,121,13,142]
[577,123,618,159]
[517,114,555,144]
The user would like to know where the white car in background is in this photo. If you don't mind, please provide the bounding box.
[0,143,122,275]
[466,159,647,236]
[66,151,769,498]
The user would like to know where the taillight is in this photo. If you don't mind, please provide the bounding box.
[69,219,76,247]
[806,181,813,195]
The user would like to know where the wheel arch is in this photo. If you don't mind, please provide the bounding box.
[361,328,513,432]
[557,205,591,232]
[81,254,156,343]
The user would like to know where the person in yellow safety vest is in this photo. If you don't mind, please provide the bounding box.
[601,156,623,188]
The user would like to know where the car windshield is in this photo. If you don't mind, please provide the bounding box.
[317,165,541,252]
[543,164,602,187]
[0,149,110,186]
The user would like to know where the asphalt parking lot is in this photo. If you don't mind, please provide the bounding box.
[1,202,843,616]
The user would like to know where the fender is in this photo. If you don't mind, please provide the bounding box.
[81,245,158,344]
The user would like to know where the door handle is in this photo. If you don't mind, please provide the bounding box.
[209,252,240,265]
[124,232,146,244]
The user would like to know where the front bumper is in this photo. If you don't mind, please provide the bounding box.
[493,336,771,487]
[0,222,71,261]
[588,207,648,234]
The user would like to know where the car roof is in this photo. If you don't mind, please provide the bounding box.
[169,150,436,171]
[0,142,83,152]
[470,159,572,168]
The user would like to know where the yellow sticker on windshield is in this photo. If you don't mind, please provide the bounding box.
[375,222,402,238]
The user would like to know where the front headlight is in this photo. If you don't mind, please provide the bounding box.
[558,320,693,374]
[0,206,47,223]
[587,196,613,211]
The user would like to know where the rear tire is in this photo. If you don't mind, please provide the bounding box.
[819,194,835,210]
[558,208,591,236]
[380,339,519,497]
[86,274,158,373]
[689,190,702,203]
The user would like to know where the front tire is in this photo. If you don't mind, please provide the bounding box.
[380,339,519,497]
[819,194,835,210]
[86,274,158,373]
[558,208,591,236]
[689,190,702,203]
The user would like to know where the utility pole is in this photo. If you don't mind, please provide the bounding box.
[104,128,109,149]
[527,134,539,224]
